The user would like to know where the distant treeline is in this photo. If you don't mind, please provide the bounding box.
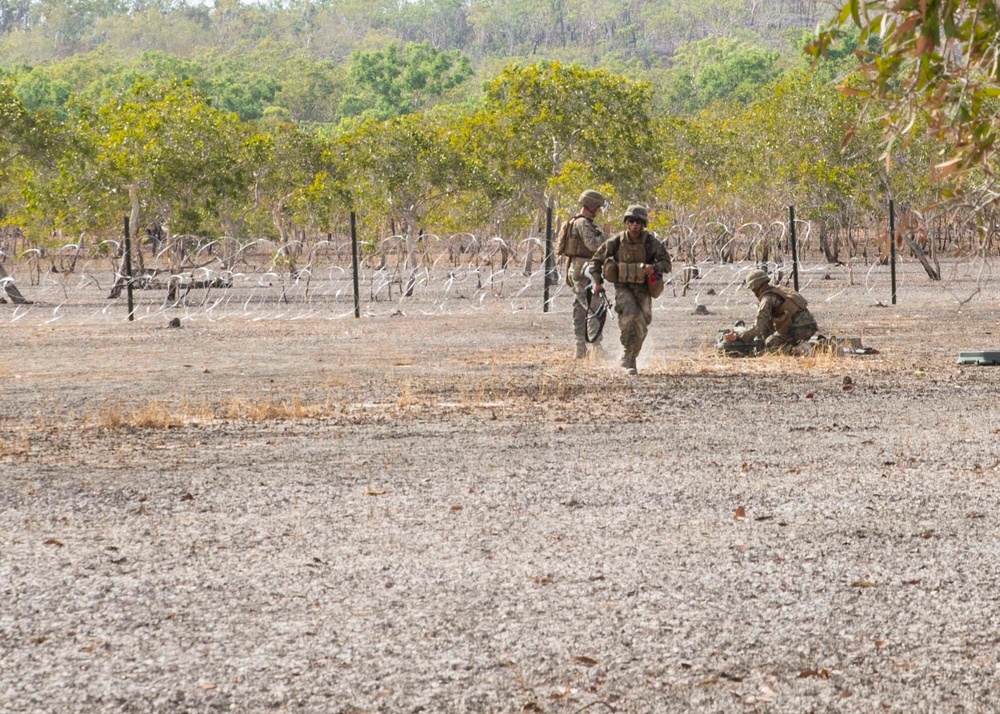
[0,0,989,262]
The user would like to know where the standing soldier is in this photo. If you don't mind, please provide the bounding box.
[590,205,671,375]
[724,269,818,353]
[565,190,608,359]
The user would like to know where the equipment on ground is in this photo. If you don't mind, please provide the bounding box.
[957,351,1000,365]
[716,321,763,357]
[582,286,611,344]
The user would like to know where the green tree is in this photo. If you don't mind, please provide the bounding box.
[0,75,60,228]
[661,37,782,114]
[250,117,329,243]
[392,0,471,50]
[811,0,1000,174]
[641,0,752,50]
[337,112,470,232]
[44,79,253,241]
[12,67,72,120]
[464,61,659,214]
[0,0,32,34]
[339,41,472,121]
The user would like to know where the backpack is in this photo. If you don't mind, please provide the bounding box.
[554,215,582,257]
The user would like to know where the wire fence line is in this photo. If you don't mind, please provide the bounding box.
[0,225,994,325]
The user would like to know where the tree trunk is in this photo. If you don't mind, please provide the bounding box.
[129,186,146,274]
[402,214,419,298]
[0,262,32,304]
[819,221,840,263]
[902,231,940,280]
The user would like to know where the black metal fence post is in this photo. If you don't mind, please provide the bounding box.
[543,202,553,312]
[789,205,799,291]
[889,200,897,305]
[123,215,135,321]
[350,211,360,318]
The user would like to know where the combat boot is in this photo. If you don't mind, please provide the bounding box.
[575,343,588,359]
[620,352,638,375]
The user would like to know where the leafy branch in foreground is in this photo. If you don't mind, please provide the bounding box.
[811,1,1000,177]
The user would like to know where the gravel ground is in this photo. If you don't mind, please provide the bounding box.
[4,266,1000,713]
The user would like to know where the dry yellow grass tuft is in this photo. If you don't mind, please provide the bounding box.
[95,395,337,429]
[397,382,419,408]
[225,396,315,421]
[98,400,181,429]
[0,434,31,458]
[652,343,886,377]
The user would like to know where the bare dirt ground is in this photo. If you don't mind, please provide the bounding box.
[3,261,1000,713]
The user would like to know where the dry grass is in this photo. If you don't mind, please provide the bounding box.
[98,401,182,429]
[653,344,885,377]
[396,382,420,408]
[0,434,30,458]
[94,395,340,430]
[224,395,318,420]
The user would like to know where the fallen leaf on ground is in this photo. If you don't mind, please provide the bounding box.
[733,506,746,521]
[572,655,599,666]
[43,538,64,547]
[365,487,386,496]
[800,668,831,679]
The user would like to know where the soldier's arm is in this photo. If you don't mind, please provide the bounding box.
[577,218,605,253]
[650,236,672,274]
[741,295,779,340]
[590,239,613,288]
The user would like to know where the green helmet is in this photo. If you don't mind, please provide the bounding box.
[579,190,606,210]
[744,269,770,290]
[623,205,648,225]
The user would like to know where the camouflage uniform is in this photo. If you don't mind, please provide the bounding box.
[590,227,671,370]
[566,214,606,352]
[742,284,818,352]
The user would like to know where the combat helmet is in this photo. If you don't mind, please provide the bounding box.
[579,190,606,210]
[623,205,648,225]
[744,269,770,291]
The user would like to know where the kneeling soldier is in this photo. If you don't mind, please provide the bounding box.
[725,269,818,353]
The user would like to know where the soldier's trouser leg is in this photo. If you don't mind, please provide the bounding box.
[614,285,652,366]
[569,257,598,354]
[765,324,817,354]
[764,333,793,353]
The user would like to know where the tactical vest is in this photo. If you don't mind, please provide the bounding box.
[761,285,808,333]
[615,232,652,283]
[566,215,595,258]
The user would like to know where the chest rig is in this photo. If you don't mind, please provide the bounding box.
[606,233,650,283]
[761,285,808,332]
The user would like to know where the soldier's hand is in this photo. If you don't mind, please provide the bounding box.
[593,281,605,294]
[723,331,739,343]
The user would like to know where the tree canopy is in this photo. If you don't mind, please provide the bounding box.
[0,0,976,264]
[812,0,1000,176]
